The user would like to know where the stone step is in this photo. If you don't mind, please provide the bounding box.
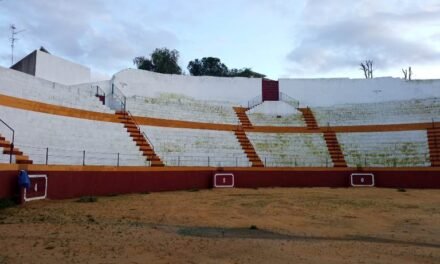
[127,128,139,133]
[3,148,23,155]
[0,141,12,148]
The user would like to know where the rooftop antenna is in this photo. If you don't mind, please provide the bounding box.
[9,24,26,65]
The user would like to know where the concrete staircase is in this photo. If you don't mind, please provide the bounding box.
[298,107,347,167]
[427,127,440,167]
[234,128,264,167]
[233,107,253,129]
[0,134,33,164]
[116,111,164,167]
[298,108,318,129]
[323,131,347,167]
[233,103,263,167]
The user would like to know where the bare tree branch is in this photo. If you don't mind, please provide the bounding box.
[360,60,373,79]
[402,69,408,80]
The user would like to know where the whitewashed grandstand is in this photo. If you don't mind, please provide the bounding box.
[0,50,439,169]
[247,132,332,167]
[140,126,250,167]
[337,131,430,167]
[126,94,240,124]
[313,98,440,126]
[0,105,145,166]
[0,67,112,113]
[247,112,306,127]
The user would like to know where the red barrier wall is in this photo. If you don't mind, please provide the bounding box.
[0,171,18,199]
[234,170,350,188]
[41,170,213,199]
[370,170,440,188]
[1,168,440,200]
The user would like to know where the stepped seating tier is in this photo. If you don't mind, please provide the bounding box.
[0,105,145,166]
[0,67,113,113]
[247,132,332,167]
[247,112,306,127]
[246,101,306,127]
[125,95,240,124]
[313,97,440,126]
[337,131,430,167]
[139,125,250,167]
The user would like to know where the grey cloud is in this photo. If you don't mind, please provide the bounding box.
[0,0,178,73]
[287,1,440,75]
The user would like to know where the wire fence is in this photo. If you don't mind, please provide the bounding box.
[13,144,149,166]
[0,143,434,168]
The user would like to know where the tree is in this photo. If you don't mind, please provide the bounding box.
[133,56,154,71]
[133,48,182,74]
[360,60,373,79]
[187,57,266,78]
[228,68,266,78]
[187,57,229,76]
[187,59,203,76]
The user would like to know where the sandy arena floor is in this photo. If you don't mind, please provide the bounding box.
[0,187,439,263]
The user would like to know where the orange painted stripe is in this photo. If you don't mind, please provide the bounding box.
[132,116,238,131]
[1,93,438,133]
[0,94,119,123]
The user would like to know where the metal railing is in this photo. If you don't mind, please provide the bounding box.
[279,92,300,108]
[122,110,155,150]
[1,140,433,168]
[94,85,106,97]
[160,155,252,167]
[260,155,332,167]
[111,83,127,111]
[0,118,14,164]
[345,152,431,168]
[247,95,263,109]
[14,144,150,166]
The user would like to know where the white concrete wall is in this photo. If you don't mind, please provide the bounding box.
[112,69,262,105]
[279,77,440,107]
[35,50,91,85]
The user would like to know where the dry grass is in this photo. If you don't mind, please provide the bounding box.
[0,187,439,263]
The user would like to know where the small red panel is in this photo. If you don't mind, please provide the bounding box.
[214,173,234,188]
[351,173,374,187]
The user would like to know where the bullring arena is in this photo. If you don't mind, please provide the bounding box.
[0,50,440,263]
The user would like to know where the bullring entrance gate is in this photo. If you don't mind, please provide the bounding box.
[262,79,279,101]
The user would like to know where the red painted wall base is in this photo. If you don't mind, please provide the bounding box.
[1,168,440,200]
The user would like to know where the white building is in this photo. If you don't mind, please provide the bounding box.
[11,47,91,85]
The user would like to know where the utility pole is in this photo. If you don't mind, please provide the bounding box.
[9,24,25,65]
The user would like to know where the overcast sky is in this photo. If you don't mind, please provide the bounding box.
[0,0,439,80]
